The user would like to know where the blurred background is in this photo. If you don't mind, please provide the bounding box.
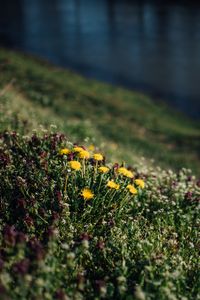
[1,0,200,119]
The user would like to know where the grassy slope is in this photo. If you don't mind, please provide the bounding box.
[0,49,199,300]
[0,48,200,174]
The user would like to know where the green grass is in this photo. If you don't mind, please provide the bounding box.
[0,48,200,175]
[0,48,199,300]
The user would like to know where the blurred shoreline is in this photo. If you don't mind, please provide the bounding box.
[1,0,200,119]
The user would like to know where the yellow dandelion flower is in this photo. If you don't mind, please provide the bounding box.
[117,167,134,178]
[81,188,94,200]
[117,167,126,175]
[88,144,95,151]
[98,166,109,174]
[134,179,145,189]
[127,184,138,195]
[93,153,104,161]
[79,150,90,159]
[73,146,84,153]
[59,148,70,155]
[69,160,81,171]
[107,180,120,190]
[124,170,134,178]
[127,184,132,189]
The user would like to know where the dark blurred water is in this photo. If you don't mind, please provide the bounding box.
[0,0,200,118]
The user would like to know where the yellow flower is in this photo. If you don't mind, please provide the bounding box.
[59,148,70,155]
[81,188,94,200]
[117,167,134,178]
[134,179,145,189]
[93,153,104,161]
[79,150,90,159]
[124,170,134,178]
[73,146,84,153]
[107,180,120,190]
[127,184,132,190]
[127,184,137,195]
[98,166,109,174]
[69,160,81,171]
[88,144,95,151]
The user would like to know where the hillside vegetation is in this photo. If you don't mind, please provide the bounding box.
[0,49,199,300]
[0,48,200,174]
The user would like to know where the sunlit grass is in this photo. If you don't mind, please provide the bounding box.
[0,48,200,174]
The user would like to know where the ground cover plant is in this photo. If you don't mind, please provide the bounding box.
[0,49,200,299]
[0,130,199,300]
[0,48,200,174]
